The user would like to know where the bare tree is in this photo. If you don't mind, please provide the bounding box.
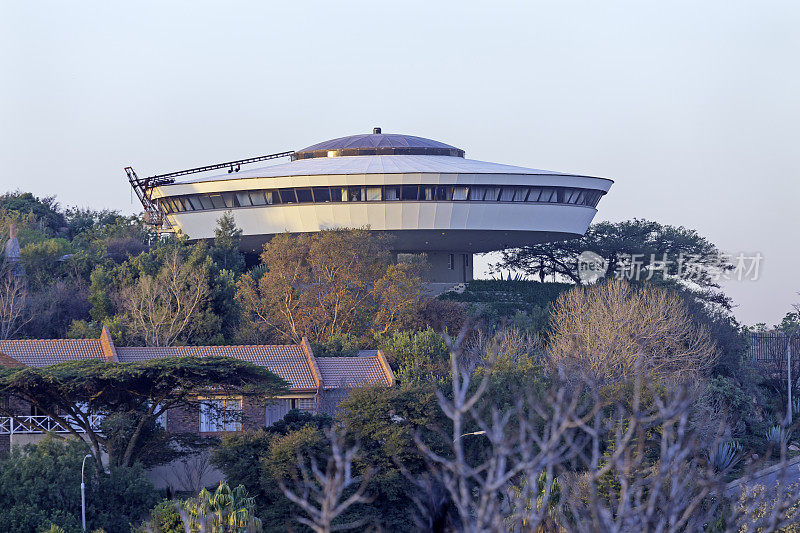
[118,248,209,346]
[548,279,718,382]
[0,258,30,339]
[410,329,592,532]
[409,328,800,532]
[279,426,375,533]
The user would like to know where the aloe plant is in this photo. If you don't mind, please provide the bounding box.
[765,424,792,447]
[707,440,742,472]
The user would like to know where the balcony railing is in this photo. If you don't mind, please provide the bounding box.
[0,415,102,435]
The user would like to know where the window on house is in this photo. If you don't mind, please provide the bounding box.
[452,186,469,201]
[279,189,297,204]
[172,197,187,211]
[500,187,515,202]
[348,187,362,202]
[295,188,313,203]
[448,254,455,270]
[401,185,419,200]
[221,193,238,208]
[329,187,347,202]
[185,196,203,210]
[208,195,226,209]
[248,191,266,205]
[299,398,316,411]
[385,186,400,200]
[512,187,529,201]
[199,397,242,432]
[538,188,557,202]
[366,187,382,201]
[435,186,452,201]
[236,192,253,207]
[265,398,301,426]
[312,187,331,202]
[198,195,214,210]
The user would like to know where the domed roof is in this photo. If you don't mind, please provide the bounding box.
[293,128,464,160]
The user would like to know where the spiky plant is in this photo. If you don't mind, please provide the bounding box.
[765,425,791,447]
[181,482,262,533]
[707,440,742,472]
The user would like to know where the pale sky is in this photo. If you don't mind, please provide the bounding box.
[1,1,798,326]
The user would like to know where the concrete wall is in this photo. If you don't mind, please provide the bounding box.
[410,251,473,283]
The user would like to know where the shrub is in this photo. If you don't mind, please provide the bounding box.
[0,437,158,533]
[140,499,183,533]
[378,327,449,386]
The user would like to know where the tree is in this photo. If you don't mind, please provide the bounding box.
[547,279,718,382]
[209,410,332,530]
[279,426,375,533]
[495,219,734,307]
[0,259,30,339]
[0,437,157,533]
[0,192,65,235]
[118,247,210,346]
[404,329,800,532]
[212,211,245,274]
[0,356,288,471]
[236,228,424,344]
[378,327,450,386]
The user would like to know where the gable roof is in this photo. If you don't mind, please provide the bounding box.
[116,344,319,390]
[0,338,106,367]
[0,335,394,393]
[316,352,394,389]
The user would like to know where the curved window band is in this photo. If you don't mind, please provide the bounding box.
[291,147,465,160]
[158,185,605,214]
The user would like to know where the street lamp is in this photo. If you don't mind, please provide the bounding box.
[454,430,486,442]
[81,453,92,532]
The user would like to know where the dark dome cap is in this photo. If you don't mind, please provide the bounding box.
[292,129,464,160]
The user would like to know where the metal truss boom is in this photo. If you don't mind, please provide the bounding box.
[124,150,294,226]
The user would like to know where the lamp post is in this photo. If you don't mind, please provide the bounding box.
[81,453,91,532]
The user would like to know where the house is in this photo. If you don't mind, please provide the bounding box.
[0,327,394,449]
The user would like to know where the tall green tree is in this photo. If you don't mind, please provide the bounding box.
[0,356,288,471]
[83,240,236,345]
[212,211,246,274]
[496,219,733,307]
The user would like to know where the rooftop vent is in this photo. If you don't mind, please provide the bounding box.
[373,127,381,134]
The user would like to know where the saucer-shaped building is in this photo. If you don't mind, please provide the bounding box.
[147,129,612,283]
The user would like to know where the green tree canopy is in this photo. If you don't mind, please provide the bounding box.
[496,219,733,308]
[0,437,157,533]
[212,211,246,274]
[0,356,288,470]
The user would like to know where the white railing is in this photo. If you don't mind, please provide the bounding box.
[0,415,102,435]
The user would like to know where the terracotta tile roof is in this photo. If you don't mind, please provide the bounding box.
[0,335,394,393]
[0,339,106,367]
[316,355,393,389]
[0,351,25,368]
[116,345,318,390]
